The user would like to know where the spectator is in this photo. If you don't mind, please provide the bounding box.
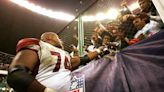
[138,0,164,28]
[133,13,160,39]
[118,15,138,40]
[138,0,157,15]
[101,32,116,56]
[87,32,102,52]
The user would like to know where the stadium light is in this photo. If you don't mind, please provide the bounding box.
[95,13,106,21]
[9,0,75,21]
[82,16,96,21]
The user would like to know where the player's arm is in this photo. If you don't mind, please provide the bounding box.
[7,49,46,92]
[71,46,104,70]
[7,38,55,92]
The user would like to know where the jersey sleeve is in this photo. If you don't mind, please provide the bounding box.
[16,38,40,53]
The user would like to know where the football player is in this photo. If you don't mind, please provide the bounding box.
[7,32,103,92]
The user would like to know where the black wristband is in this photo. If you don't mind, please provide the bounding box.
[80,55,90,65]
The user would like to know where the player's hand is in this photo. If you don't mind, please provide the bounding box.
[44,88,56,92]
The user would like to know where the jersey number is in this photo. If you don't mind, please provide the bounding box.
[51,51,71,72]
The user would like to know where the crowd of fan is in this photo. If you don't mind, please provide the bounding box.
[69,0,164,58]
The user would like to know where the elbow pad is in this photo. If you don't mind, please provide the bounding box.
[7,65,35,92]
[80,55,91,65]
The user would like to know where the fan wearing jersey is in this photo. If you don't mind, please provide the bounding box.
[7,32,103,92]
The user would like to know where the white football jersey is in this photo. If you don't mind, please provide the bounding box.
[36,41,72,92]
[16,38,72,92]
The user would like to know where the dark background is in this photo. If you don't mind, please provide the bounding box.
[0,0,135,55]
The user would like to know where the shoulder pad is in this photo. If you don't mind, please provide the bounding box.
[16,38,40,53]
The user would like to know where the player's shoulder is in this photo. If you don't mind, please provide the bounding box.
[16,38,40,53]
[17,38,39,45]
